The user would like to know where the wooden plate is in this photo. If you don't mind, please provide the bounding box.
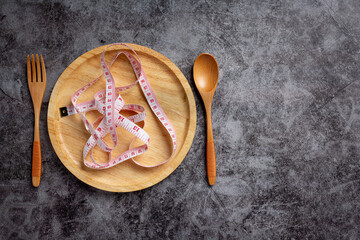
[48,43,196,192]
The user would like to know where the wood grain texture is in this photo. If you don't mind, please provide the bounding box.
[206,140,216,185]
[48,43,196,192]
[32,141,41,187]
[27,54,46,187]
[193,53,219,186]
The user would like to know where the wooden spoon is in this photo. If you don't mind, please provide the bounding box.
[193,53,219,185]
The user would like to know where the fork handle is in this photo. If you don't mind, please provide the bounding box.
[32,141,41,187]
[32,111,41,187]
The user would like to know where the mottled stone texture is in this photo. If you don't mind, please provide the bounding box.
[0,0,360,239]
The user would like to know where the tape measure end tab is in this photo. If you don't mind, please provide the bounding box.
[60,107,68,117]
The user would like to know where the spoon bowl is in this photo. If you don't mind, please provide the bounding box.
[194,54,219,93]
[193,53,219,185]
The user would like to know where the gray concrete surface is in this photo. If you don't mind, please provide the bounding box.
[1,0,360,239]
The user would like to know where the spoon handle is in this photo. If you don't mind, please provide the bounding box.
[206,106,216,185]
[207,140,216,185]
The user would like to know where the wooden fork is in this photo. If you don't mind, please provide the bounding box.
[27,54,46,187]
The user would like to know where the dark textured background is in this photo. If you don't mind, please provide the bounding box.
[1,0,360,239]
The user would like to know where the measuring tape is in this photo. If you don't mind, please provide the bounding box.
[60,43,177,169]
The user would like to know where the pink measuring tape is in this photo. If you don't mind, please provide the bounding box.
[60,43,177,169]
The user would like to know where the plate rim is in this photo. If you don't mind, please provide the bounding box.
[47,43,197,192]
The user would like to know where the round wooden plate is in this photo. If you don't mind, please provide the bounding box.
[48,43,196,192]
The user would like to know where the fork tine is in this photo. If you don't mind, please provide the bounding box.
[31,54,36,82]
[40,55,46,84]
[36,54,41,82]
[27,55,31,84]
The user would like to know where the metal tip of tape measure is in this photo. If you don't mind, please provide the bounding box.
[59,107,68,117]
